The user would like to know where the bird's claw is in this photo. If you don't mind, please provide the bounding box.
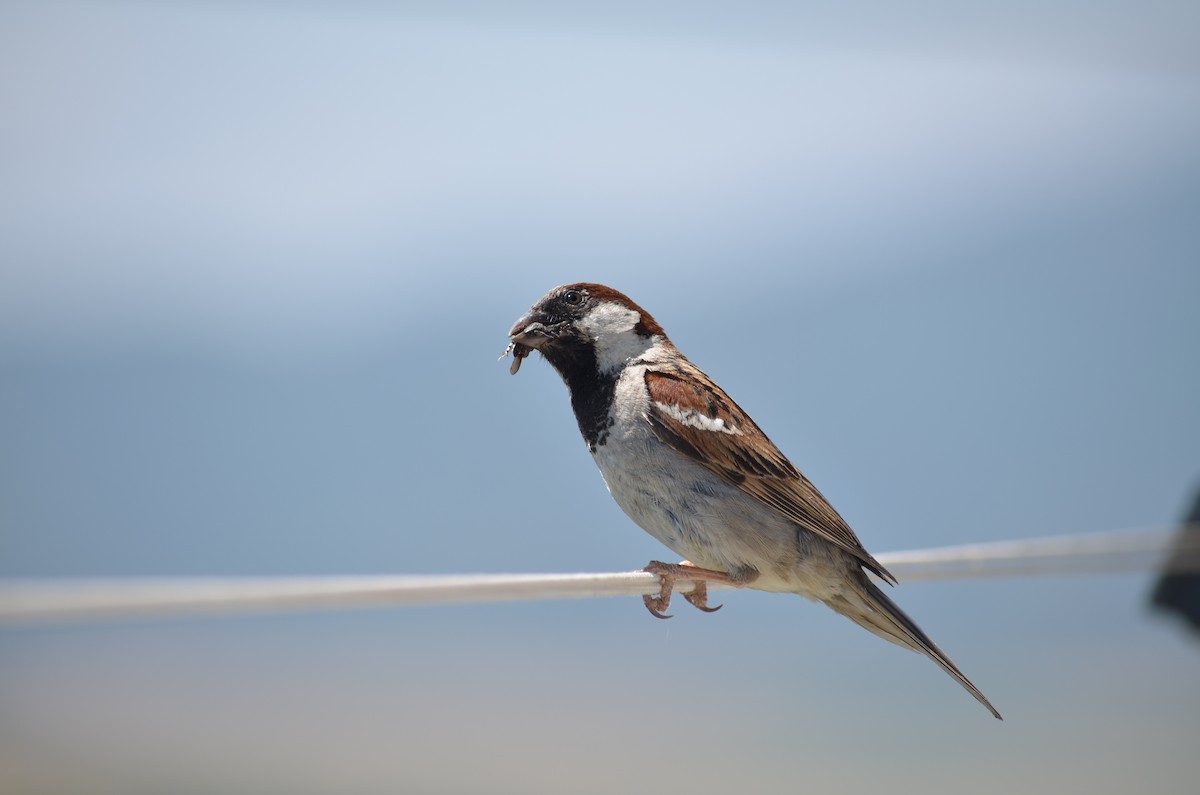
[641,560,731,619]
[684,581,723,613]
[642,593,673,619]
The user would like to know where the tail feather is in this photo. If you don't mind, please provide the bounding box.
[829,577,1003,720]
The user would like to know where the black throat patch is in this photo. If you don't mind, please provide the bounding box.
[542,343,618,453]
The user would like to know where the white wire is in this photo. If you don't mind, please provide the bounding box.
[879,526,1197,580]
[0,572,666,622]
[0,525,1195,623]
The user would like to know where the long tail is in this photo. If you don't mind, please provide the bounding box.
[828,576,1003,720]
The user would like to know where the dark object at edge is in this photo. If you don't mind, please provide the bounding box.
[1151,486,1200,632]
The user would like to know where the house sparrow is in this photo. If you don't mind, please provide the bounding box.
[506,282,1001,720]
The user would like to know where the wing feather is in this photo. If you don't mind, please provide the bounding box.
[643,366,896,584]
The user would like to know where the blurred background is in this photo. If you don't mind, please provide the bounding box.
[2,1,1198,793]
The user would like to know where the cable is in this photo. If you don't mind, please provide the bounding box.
[881,526,1199,580]
[0,524,1195,623]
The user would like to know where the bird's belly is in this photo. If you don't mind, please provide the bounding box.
[591,436,817,591]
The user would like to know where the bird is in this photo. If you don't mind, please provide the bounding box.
[505,282,1002,720]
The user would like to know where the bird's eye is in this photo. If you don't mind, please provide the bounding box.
[563,290,583,305]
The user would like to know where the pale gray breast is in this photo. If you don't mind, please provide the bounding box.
[589,365,838,591]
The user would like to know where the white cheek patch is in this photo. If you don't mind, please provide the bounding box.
[654,402,744,435]
[581,303,656,373]
[580,302,639,337]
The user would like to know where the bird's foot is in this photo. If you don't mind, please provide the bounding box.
[641,560,735,619]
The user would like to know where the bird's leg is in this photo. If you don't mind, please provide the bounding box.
[641,560,737,619]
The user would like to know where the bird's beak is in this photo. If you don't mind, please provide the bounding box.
[508,311,557,350]
[505,310,562,375]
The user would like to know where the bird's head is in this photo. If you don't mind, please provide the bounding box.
[507,283,666,377]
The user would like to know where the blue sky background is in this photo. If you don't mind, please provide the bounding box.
[1,2,1199,793]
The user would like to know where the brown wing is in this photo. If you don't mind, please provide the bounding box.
[643,366,896,584]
